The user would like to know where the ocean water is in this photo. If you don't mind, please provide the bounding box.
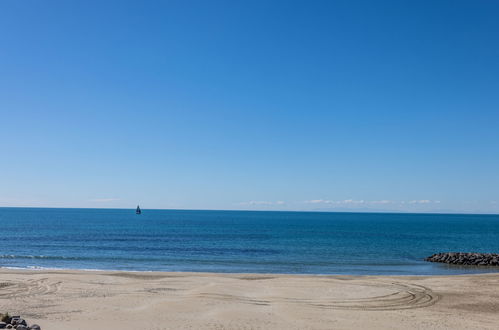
[1,207,499,275]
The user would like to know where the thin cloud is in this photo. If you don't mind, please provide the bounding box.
[370,200,394,204]
[305,199,367,205]
[342,199,365,204]
[305,199,331,204]
[304,199,440,206]
[408,200,440,204]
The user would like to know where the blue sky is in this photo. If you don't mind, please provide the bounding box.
[1,0,498,213]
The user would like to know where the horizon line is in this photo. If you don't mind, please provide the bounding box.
[0,205,498,216]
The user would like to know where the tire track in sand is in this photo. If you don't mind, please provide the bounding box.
[0,278,61,299]
[193,281,438,311]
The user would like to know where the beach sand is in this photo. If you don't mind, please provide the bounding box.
[1,269,498,329]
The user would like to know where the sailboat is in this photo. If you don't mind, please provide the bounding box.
[136,205,141,214]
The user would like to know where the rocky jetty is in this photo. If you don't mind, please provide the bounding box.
[0,314,41,330]
[426,252,499,266]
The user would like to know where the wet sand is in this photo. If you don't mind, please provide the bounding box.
[1,269,499,329]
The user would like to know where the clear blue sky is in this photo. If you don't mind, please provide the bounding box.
[1,0,498,213]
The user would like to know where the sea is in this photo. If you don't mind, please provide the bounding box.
[1,207,499,275]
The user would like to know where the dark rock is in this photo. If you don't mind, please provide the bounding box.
[5,325,12,329]
[29,325,41,330]
[426,252,499,266]
[0,322,6,329]
[11,318,26,327]
[16,326,28,330]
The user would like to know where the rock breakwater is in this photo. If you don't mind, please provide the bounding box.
[0,313,41,329]
[426,253,499,266]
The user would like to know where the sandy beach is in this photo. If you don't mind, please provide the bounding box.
[1,269,498,329]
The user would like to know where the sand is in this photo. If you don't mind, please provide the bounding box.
[1,269,499,329]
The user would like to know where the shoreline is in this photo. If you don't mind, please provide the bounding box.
[3,265,499,277]
[1,269,499,329]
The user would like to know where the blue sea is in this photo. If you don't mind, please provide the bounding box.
[1,207,499,275]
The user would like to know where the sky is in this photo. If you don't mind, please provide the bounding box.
[1,0,498,213]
